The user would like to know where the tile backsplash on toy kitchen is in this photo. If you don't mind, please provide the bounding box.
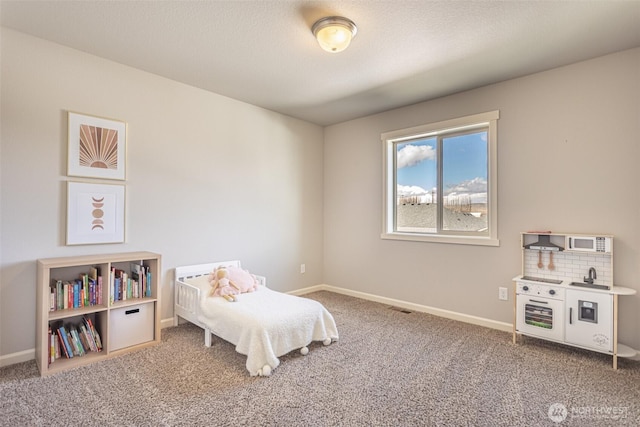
[523,251,612,286]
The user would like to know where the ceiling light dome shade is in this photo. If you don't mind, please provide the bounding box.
[312,16,357,53]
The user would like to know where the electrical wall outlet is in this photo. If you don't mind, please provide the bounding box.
[499,287,508,301]
[300,264,306,274]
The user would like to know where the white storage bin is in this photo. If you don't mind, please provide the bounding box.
[109,303,154,351]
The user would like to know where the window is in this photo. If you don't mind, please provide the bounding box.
[382,111,499,246]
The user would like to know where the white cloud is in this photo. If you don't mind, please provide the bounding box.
[397,144,435,168]
[397,184,428,196]
[446,177,487,194]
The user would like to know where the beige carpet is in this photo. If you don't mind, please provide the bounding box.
[1,291,639,426]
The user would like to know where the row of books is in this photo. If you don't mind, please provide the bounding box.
[49,271,103,311]
[48,316,102,364]
[110,263,152,303]
[49,263,153,311]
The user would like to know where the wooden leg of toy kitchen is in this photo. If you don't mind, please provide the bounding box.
[512,280,518,344]
[613,294,619,370]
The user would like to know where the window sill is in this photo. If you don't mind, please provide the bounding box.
[381,232,499,247]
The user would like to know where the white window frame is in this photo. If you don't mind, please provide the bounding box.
[381,111,499,246]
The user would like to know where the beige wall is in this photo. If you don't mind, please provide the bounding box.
[323,48,640,349]
[0,29,324,358]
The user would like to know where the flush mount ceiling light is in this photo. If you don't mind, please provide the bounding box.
[311,16,357,53]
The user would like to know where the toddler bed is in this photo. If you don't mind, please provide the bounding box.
[174,260,338,376]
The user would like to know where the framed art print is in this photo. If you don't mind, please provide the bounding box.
[68,111,126,180]
[67,181,125,245]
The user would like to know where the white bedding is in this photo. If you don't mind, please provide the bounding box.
[186,275,339,376]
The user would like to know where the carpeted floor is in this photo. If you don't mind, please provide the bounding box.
[1,291,638,426]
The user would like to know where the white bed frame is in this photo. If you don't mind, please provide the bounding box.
[173,260,266,347]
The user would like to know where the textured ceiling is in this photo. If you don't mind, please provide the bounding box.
[2,1,639,126]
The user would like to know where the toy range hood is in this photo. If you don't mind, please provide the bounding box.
[524,234,564,251]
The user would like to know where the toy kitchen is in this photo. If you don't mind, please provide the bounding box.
[512,231,637,369]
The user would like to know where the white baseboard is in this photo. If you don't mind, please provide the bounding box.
[0,348,34,368]
[290,284,513,333]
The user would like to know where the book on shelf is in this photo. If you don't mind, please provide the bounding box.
[56,280,63,310]
[54,331,60,360]
[133,262,153,298]
[79,323,96,352]
[76,325,91,352]
[51,317,103,361]
[49,266,104,312]
[49,289,55,312]
[69,328,85,356]
[82,316,102,351]
[57,330,69,359]
[84,316,102,351]
[131,262,146,299]
[63,283,69,310]
[89,266,103,305]
[48,327,54,364]
[89,266,99,280]
[57,325,73,359]
[67,329,78,356]
[146,267,152,297]
[81,274,87,307]
[73,281,80,308]
[110,264,151,304]
[97,275,103,305]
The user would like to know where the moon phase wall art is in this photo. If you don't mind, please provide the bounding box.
[68,112,126,180]
[66,182,125,245]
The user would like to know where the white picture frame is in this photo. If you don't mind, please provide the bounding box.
[67,111,127,180]
[67,181,125,245]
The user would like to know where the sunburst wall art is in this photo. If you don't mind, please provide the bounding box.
[67,182,125,245]
[68,112,126,180]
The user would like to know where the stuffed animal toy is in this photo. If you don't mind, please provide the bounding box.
[208,265,262,302]
[208,267,240,302]
[226,266,260,293]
